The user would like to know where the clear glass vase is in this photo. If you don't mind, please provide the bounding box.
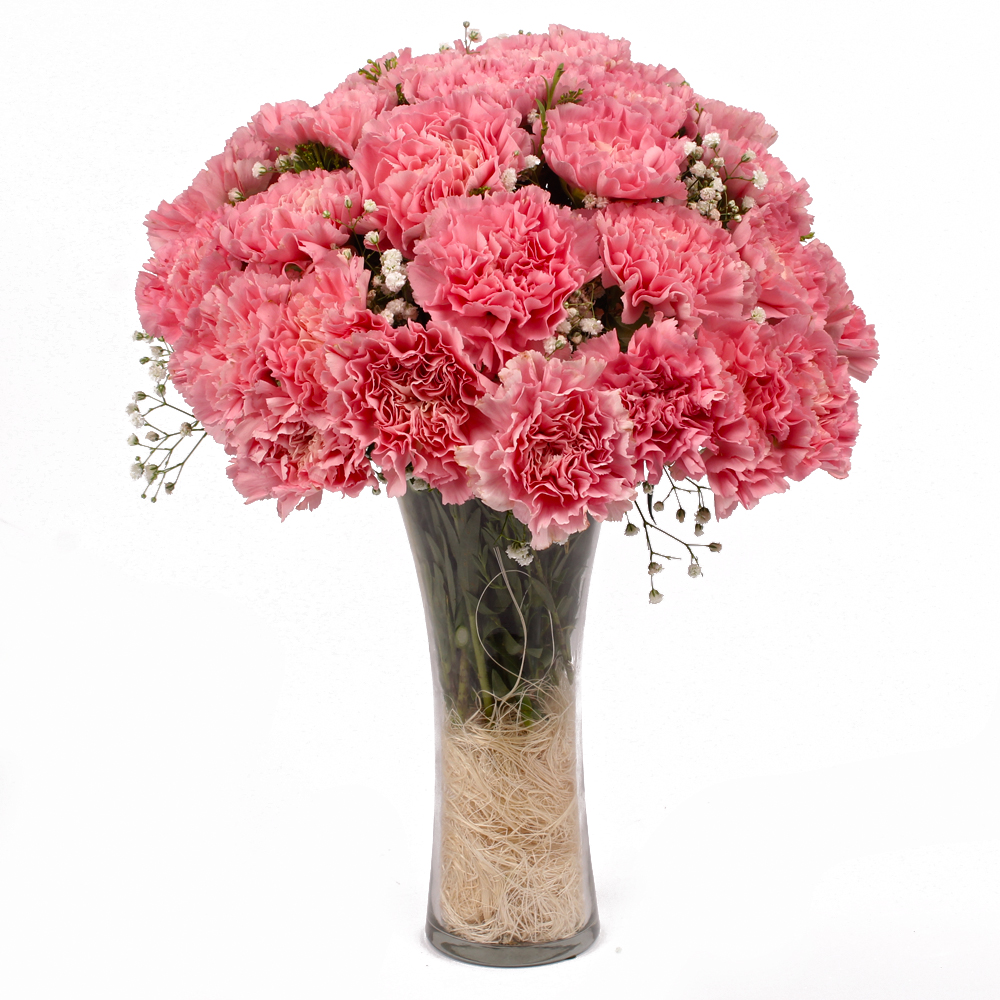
[399,486,601,968]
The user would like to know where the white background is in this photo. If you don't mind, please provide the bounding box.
[1,2,997,997]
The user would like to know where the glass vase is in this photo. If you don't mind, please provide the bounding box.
[399,486,601,968]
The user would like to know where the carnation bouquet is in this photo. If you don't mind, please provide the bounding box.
[130,22,877,965]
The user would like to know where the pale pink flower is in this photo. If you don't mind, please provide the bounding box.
[169,253,379,517]
[456,352,636,548]
[145,127,274,249]
[329,321,492,502]
[598,202,751,326]
[352,91,534,253]
[408,187,602,370]
[543,96,690,201]
[687,97,778,148]
[698,315,859,517]
[799,241,879,381]
[251,87,388,162]
[219,169,365,266]
[136,208,241,346]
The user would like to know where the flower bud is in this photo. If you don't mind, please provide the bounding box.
[653,500,664,512]
[127,434,139,446]
[675,508,686,523]
[687,562,702,578]
[624,523,640,537]
[648,588,663,605]
[696,506,711,524]
[647,561,663,575]
[641,481,654,495]
[694,523,704,536]
[708,542,722,553]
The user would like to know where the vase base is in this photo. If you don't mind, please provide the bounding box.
[426,914,600,968]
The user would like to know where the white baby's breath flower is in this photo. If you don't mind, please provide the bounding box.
[578,317,603,335]
[145,431,159,442]
[703,132,720,148]
[179,422,193,437]
[648,588,664,604]
[687,562,702,578]
[554,319,573,336]
[690,160,707,178]
[523,154,541,169]
[131,330,146,342]
[384,269,407,293]
[364,230,380,246]
[129,462,144,480]
[683,140,699,157]
[527,109,540,124]
[708,208,721,221]
[468,28,481,42]
[149,345,164,358]
[740,149,756,162]
[712,177,724,192]
[275,154,293,170]
[363,199,377,213]
[251,160,273,178]
[699,188,721,203]
[381,248,403,272]
[144,465,158,484]
[500,167,518,192]
[647,561,663,575]
[227,187,245,203]
[343,196,353,209]
[751,306,766,323]
[542,334,568,353]
[711,156,725,167]
[147,362,167,382]
[127,433,139,447]
[742,195,756,210]
[506,542,535,567]
[752,168,768,190]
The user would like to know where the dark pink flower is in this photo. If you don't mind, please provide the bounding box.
[456,352,636,548]
[408,187,602,371]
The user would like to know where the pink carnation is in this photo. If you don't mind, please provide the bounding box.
[799,241,879,381]
[329,321,492,502]
[144,127,274,250]
[587,323,744,485]
[352,92,533,253]
[456,352,636,548]
[170,253,379,517]
[543,96,689,201]
[136,209,241,346]
[598,202,751,326]
[688,97,778,149]
[219,169,365,266]
[251,87,389,162]
[698,315,859,517]
[408,187,602,370]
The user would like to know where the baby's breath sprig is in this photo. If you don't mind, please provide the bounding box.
[543,278,606,354]
[274,140,349,175]
[126,331,207,503]
[622,471,723,600]
[679,131,769,227]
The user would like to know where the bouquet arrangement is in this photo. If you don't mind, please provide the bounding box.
[131,22,877,590]
[130,23,878,960]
